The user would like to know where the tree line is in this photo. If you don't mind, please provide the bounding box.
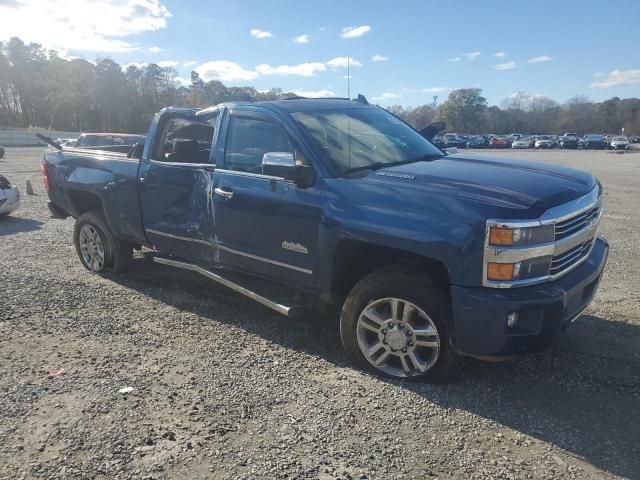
[1,37,638,135]
[389,89,640,136]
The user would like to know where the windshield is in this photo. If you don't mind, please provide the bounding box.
[292,107,443,175]
[613,136,626,141]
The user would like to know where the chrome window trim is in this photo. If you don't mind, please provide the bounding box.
[483,184,602,288]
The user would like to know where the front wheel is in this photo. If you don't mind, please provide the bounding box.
[74,210,132,273]
[340,266,456,382]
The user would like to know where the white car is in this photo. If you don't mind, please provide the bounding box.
[534,136,553,149]
[0,175,20,216]
[609,136,630,151]
[512,136,534,149]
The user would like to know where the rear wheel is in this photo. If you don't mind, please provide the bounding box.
[340,266,456,382]
[74,210,132,273]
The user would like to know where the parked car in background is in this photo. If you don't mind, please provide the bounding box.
[0,174,20,217]
[534,136,554,149]
[41,98,609,381]
[488,136,508,148]
[56,138,78,147]
[466,135,487,148]
[75,133,146,153]
[0,145,5,159]
[512,136,534,149]
[442,133,465,149]
[560,133,579,149]
[630,136,640,144]
[582,134,606,149]
[431,135,445,149]
[609,136,630,150]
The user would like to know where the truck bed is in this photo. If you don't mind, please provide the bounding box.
[43,147,147,245]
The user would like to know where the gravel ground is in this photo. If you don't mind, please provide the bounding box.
[1,147,639,480]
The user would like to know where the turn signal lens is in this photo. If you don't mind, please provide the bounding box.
[489,227,514,245]
[487,262,515,281]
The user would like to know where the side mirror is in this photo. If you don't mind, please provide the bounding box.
[127,142,144,159]
[262,152,314,187]
[419,121,446,140]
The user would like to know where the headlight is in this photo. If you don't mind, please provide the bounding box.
[488,224,554,246]
[487,256,552,281]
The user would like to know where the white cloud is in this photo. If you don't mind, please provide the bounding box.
[174,76,190,87]
[446,57,461,62]
[157,60,177,68]
[293,34,310,44]
[196,61,259,82]
[183,60,197,67]
[371,54,388,62]
[495,61,517,70]
[493,51,507,58]
[256,62,326,77]
[149,46,164,53]
[0,0,171,52]
[326,56,362,69]
[293,89,337,98]
[372,92,402,101]
[341,25,371,38]
[528,55,554,63]
[250,29,274,39]
[422,87,453,93]
[590,69,640,88]
[193,56,367,83]
[463,51,481,60]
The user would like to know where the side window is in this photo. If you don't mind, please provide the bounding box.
[154,117,216,164]
[224,116,293,173]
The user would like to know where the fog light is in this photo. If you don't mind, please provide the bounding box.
[507,312,518,328]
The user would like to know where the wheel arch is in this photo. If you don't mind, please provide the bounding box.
[329,239,451,305]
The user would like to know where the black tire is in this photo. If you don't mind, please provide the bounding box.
[340,265,457,383]
[74,210,132,273]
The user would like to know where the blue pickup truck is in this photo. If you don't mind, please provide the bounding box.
[42,98,608,381]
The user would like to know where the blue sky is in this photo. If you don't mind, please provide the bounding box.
[2,0,639,106]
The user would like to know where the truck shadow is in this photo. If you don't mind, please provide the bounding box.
[0,216,44,236]
[112,257,640,479]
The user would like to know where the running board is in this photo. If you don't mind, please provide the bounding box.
[153,256,300,318]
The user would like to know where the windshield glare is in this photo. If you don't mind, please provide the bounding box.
[292,107,442,175]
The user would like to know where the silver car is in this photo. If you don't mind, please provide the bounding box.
[609,136,630,151]
[512,136,534,149]
[0,175,20,216]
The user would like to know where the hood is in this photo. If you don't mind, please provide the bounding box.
[360,153,596,217]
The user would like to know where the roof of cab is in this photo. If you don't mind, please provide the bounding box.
[196,98,372,117]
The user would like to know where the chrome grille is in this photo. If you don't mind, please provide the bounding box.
[554,202,601,240]
[550,239,594,276]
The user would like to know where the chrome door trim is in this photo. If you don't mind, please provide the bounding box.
[145,229,313,275]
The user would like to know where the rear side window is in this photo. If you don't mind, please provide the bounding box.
[154,116,216,164]
[224,116,293,173]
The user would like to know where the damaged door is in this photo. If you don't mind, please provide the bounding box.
[139,109,220,265]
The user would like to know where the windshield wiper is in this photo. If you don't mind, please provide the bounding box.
[344,154,443,174]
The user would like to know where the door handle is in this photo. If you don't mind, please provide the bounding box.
[215,187,234,199]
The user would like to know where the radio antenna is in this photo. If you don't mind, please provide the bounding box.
[347,57,351,99]
[347,56,351,169]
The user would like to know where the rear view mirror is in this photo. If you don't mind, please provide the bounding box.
[127,142,144,159]
[262,152,315,188]
[419,121,446,140]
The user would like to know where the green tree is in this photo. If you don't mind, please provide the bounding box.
[436,88,487,133]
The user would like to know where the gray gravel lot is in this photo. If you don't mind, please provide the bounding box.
[1,147,639,480]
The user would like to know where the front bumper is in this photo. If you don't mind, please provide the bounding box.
[0,186,20,215]
[450,237,608,357]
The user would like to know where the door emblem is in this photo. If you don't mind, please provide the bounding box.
[282,241,308,254]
